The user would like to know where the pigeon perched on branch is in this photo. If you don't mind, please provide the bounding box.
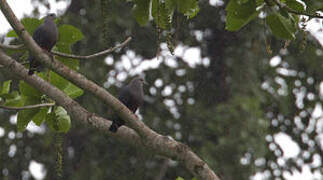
[109,77,146,133]
[28,13,58,75]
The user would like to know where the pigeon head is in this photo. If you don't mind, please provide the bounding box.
[130,77,147,87]
[44,13,56,22]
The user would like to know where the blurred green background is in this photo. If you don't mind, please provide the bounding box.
[0,0,322,179]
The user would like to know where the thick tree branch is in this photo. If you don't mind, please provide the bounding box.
[0,1,220,179]
[0,48,220,180]
[271,0,323,19]
[0,37,131,59]
[0,102,55,110]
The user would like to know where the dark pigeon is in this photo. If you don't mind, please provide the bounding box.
[28,13,58,75]
[109,77,145,133]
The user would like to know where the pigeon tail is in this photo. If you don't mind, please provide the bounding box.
[109,123,119,133]
[28,69,35,75]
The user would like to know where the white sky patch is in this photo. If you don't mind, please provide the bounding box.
[9,114,17,124]
[306,17,323,46]
[121,55,132,70]
[104,55,114,65]
[8,144,17,157]
[133,57,161,74]
[270,56,281,67]
[283,165,322,180]
[312,103,322,119]
[0,0,69,35]
[164,57,178,68]
[29,160,47,180]
[183,47,202,67]
[0,0,33,34]
[209,0,224,7]
[274,132,300,158]
[174,45,185,57]
[26,121,46,134]
[0,127,5,137]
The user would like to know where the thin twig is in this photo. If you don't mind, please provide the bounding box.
[272,0,323,19]
[0,102,55,110]
[51,36,132,59]
[0,37,132,60]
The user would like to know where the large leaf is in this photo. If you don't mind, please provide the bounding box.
[33,107,49,126]
[49,72,70,91]
[7,18,42,38]
[286,0,305,12]
[226,0,256,18]
[46,106,71,133]
[266,13,296,40]
[133,0,150,26]
[57,25,83,45]
[3,91,24,107]
[17,96,40,131]
[176,0,199,18]
[303,1,323,14]
[0,80,11,98]
[19,80,42,98]
[55,25,83,70]
[63,83,84,99]
[152,0,172,29]
[225,0,258,31]
[226,11,259,31]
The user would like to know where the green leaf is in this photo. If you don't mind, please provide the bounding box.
[19,80,42,98]
[33,107,49,126]
[0,80,11,95]
[226,11,259,31]
[165,0,176,12]
[63,83,84,99]
[175,0,199,18]
[177,0,199,18]
[226,0,256,18]
[286,0,305,12]
[49,72,70,91]
[133,0,150,26]
[55,106,71,133]
[57,25,84,45]
[3,91,24,107]
[225,0,259,31]
[55,25,83,70]
[46,106,71,133]
[176,177,185,180]
[17,97,41,131]
[256,0,264,6]
[238,0,249,4]
[152,0,172,29]
[266,13,296,40]
[303,1,323,14]
[7,18,42,38]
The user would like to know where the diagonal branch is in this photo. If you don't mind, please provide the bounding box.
[0,1,220,179]
[0,102,55,110]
